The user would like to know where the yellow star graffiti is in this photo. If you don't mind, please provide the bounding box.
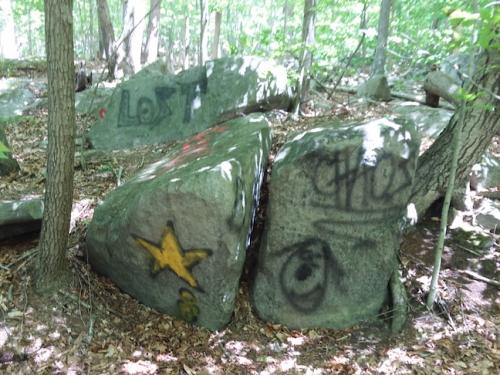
[132,222,212,290]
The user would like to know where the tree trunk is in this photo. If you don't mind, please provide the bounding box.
[372,0,391,76]
[292,0,316,115]
[357,0,392,101]
[35,0,76,292]
[0,0,19,59]
[181,16,190,70]
[142,0,162,65]
[113,0,148,78]
[199,0,209,65]
[96,0,115,68]
[283,0,288,45]
[411,48,500,217]
[211,11,222,59]
[359,0,368,58]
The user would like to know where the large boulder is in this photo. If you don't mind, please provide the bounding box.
[357,74,392,101]
[87,56,290,150]
[0,126,19,176]
[252,117,420,329]
[0,199,44,240]
[0,78,43,120]
[75,86,114,115]
[86,114,272,330]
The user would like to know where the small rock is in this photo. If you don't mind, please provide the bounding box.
[0,198,44,240]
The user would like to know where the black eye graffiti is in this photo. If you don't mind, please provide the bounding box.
[278,238,344,313]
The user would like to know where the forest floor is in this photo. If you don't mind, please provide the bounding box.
[0,84,499,374]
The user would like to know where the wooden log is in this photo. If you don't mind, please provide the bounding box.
[423,71,460,106]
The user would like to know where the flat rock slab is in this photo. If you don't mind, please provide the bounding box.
[252,118,420,329]
[86,114,271,330]
[391,101,453,142]
[0,199,44,240]
[88,56,290,150]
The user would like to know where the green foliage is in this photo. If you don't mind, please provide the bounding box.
[4,0,495,81]
[0,141,9,159]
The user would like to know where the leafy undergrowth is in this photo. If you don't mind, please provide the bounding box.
[1,94,499,374]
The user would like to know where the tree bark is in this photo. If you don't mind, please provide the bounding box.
[35,0,76,292]
[199,0,209,65]
[211,11,222,59]
[411,48,500,217]
[371,0,391,76]
[142,0,162,65]
[96,0,115,66]
[359,0,368,58]
[292,0,316,115]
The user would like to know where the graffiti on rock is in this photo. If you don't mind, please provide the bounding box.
[132,221,212,291]
[306,147,414,222]
[177,288,200,323]
[118,86,176,128]
[180,72,208,123]
[279,238,344,313]
[117,70,208,128]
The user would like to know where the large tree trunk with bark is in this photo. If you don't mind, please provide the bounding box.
[96,0,115,70]
[198,0,209,66]
[411,48,500,217]
[292,0,316,115]
[35,0,76,292]
[142,0,162,65]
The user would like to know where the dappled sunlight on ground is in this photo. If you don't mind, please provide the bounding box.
[1,92,498,373]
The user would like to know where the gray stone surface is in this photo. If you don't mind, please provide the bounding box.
[75,86,114,115]
[0,126,19,176]
[87,56,290,150]
[476,199,500,234]
[0,78,43,120]
[86,114,272,330]
[252,117,420,329]
[441,53,469,85]
[0,199,44,240]
[357,74,392,101]
[391,101,453,142]
[470,153,500,191]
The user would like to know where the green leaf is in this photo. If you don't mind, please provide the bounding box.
[0,141,9,159]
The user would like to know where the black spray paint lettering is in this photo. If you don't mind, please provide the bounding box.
[117,69,208,128]
[118,86,176,128]
[308,147,413,215]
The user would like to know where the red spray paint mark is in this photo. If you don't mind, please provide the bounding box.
[98,108,107,119]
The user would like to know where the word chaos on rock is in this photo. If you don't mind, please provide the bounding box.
[252,117,420,329]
